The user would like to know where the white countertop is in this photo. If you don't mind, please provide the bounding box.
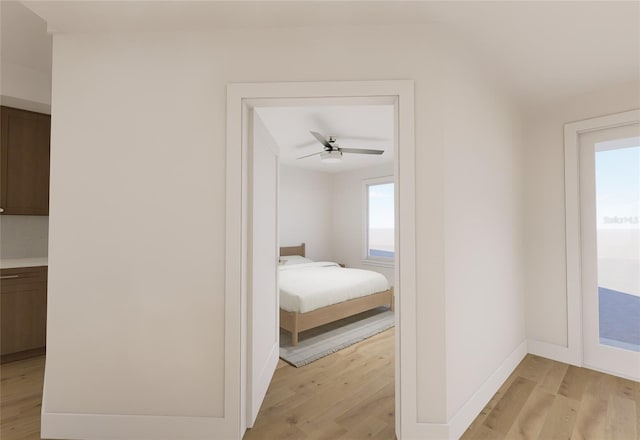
[1,257,48,269]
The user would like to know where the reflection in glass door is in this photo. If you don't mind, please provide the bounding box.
[579,123,640,380]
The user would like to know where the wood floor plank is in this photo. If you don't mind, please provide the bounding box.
[0,356,44,440]
[274,349,390,423]
[571,393,609,440]
[292,375,389,435]
[558,365,595,401]
[243,419,308,440]
[462,422,505,440]
[462,363,523,438]
[290,358,392,434]
[630,379,640,438]
[584,369,617,397]
[296,421,347,440]
[504,388,555,439]
[371,422,397,440]
[516,355,554,384]
[482,377,537,434]
[346,414,388,439]
[334,382,394,428]
[571,369,616,439]
[538,394,580,440]
[607,394,637,440]
[539,361,570,395]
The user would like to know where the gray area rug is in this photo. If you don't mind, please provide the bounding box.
[279,307,394,367]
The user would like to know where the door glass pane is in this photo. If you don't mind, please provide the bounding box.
[595,142,640,352]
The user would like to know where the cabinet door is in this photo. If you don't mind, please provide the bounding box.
[0,267,48,356]
[1,106,51,215]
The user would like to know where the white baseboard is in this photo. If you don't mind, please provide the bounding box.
[41,412,235,440]
[447,340,528,440]
[527,339,581,366]
[401,421,450,440]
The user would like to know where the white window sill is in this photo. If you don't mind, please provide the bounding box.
[361,259,395,268]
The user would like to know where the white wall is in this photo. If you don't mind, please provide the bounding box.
[279,165,333,261]
[44,24,523,438]
[442,49,526,419]
[331,162,395,285]
[0,215,49,258]
[524,80,640,347]
[46,33,226,419]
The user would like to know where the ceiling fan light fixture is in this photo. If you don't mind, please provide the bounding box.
[320,150,343,163]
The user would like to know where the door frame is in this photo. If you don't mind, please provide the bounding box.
[563,109,640,371]
[226,80,415,439]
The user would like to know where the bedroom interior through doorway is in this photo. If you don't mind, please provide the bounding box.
[248,96,397,433]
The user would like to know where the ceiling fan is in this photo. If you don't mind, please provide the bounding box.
[297,131,385,163]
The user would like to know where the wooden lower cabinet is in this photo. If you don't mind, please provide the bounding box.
[1,266,47,363]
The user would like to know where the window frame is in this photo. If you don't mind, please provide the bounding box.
[362,175,395,267]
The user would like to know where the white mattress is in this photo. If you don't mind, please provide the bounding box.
[279,262,390,313]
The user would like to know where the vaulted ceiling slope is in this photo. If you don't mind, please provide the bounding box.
[2,1,51,72]
[21,1,640,106]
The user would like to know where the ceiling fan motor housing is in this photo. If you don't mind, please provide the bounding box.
[320,150,343,163]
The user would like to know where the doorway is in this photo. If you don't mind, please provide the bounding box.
[225,81,415,439]
[578,122,640,380]
[249,100,397,437]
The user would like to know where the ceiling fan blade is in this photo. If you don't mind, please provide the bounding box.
[310,131,333,149]
[296,151,323,160]
[340,148,384,155]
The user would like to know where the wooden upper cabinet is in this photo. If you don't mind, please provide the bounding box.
[0,106,51,215]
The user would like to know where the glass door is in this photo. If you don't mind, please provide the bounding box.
[579,123,640,380]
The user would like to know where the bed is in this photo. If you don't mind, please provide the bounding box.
[279,243,394,346]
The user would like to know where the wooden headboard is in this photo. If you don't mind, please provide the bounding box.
[280,243,305,257]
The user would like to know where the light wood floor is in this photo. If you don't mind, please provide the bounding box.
[461,354,640,440]
[1,356,44,440]
[1,332,638,440]
[244,328,396,440]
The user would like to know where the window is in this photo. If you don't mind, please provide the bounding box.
[363,177,395,265]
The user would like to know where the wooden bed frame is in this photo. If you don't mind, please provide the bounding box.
[279,243,394,346]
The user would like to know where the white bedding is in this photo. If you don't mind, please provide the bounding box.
[279,261,390,313]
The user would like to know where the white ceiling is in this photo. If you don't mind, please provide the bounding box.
[430,1,640,104]
[255,105,394,173]
[19,1,640,106]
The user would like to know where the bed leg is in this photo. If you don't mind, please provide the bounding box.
[291,312,299,346]
[390,288,395,312]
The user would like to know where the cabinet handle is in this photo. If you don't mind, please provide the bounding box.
[0,207,4,213]
[0,275,20,279]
